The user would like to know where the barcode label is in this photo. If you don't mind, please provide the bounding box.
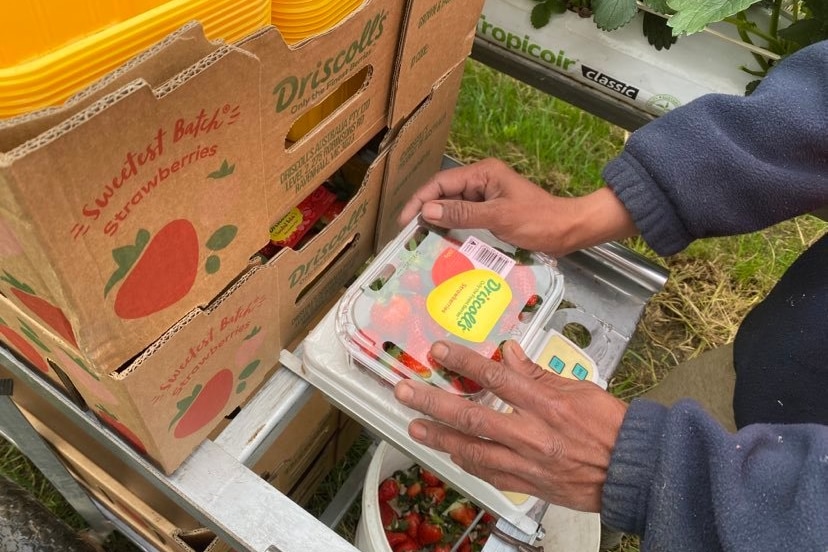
[459,237,516,277]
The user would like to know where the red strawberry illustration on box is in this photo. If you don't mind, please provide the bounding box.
[0,316,50,374]
[95,405,147,454]
[168,326,264,439]
[1,271,77,347]
[104,220,238,319]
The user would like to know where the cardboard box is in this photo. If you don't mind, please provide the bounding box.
[237,0,406,225]
[390,0,485,127]
[0,0,416,374]
[0,39,269,373]
[15,389,361,552]
[0,143,385,474]
[0,22,219,153]
[376,59,467,248]
[477,0,760,116]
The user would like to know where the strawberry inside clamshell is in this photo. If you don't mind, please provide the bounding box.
[336,218,564,398]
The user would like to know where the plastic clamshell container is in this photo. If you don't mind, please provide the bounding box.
[336,217,565,397]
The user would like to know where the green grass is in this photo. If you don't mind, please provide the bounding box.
[449,60,626,196]
[0,58,824,552]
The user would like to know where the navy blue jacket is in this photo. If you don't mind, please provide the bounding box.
[600,39,828,551]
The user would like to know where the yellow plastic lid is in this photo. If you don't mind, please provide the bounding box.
[0,0,270,118]
[1,0,170,68]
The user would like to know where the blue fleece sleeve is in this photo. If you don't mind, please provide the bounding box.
[601,399,828,551]
[603,40,828,256]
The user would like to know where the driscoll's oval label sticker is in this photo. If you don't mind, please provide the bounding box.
[270,208,303,242]
[426,269,512,343]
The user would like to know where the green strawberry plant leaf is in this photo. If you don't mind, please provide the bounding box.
[666,0,761,35]
[208,159,235,179]
[65,349,100,380]
[236,381,247,394]
[104,229,150,297]
[531,0,567,28]
[239,359,260,381]
[169,384,201,430]
[643,10,679,49]
[18,319,49,352]
[205,255,221,274]
[744,79,761,95]
[0,271,34,294]
[592,0,638,30]
[778,11,828,48]
[206,225,238,251]
[643,0,674,13]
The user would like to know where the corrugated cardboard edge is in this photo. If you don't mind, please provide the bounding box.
[116,259,264,378]
[0,45,246,164]
[0,22,217,137]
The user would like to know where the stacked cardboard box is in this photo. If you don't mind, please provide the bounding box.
[0,0,485,474]
[2,363,364,552]
[375,0,487,248]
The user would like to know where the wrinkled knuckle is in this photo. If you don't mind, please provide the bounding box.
[480,364,510,390]
[449,200,477,226]
[536,435,565,460]
[454,406,485,435]
[464,441,489,466]
[416,390,440,417]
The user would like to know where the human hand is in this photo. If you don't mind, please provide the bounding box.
[398,158,638,257]
[393,339,627,513]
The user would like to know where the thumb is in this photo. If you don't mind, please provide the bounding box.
[421,199,498,230]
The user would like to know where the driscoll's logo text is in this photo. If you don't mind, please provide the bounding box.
[581,65,639,99]
[272,11,387,112]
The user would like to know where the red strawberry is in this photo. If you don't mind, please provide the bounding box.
[432,247,474,286]
[403,511,421,540]
[369,295,412,341]
[169,369,234,439]
[448,501,478,527]
[380,501,396,528]
[400,270,424,292]
[393,539,420,552]
[424,486,446,505]
[406,481,422,498]
[385,343,433,379]
[1,271,77,347]
[508,263,537,304]
[0,317,50,374]
[410,298,444,342]
[490,341,507,362]
[400,351,432,379]
[449,374,483,395]
[417,521,443,545]
[385,531,409,548]
[434,545,451,552]
[378,477,400,502]
[106,220,201,319]
[457,536,472,552]
[420,468,442,488]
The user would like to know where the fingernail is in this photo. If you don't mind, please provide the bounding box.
[395,382,414,403]
[409,421,427,441]
[431,341,449,361]
[422,202,443,220]
[506,340,528,361]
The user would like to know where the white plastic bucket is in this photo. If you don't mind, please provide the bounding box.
[356,441,601,552]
